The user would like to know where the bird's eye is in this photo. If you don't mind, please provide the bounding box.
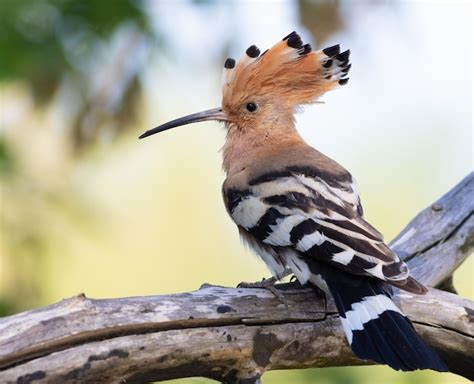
[245,102,257,112]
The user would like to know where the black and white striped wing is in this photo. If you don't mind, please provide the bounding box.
[224,167,410,286]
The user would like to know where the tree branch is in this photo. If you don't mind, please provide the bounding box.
[1,173,473,384]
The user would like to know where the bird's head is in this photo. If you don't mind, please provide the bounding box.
[139,31,350,139]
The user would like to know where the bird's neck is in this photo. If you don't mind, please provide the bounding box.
[222,119,304,176]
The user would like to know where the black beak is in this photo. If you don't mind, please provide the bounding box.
[139,107,227,139]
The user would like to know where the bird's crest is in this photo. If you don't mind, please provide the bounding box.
[222,31,351,107]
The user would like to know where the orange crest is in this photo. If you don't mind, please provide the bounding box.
[222,31,351,108]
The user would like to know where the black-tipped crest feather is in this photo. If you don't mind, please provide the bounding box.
[322,44,340,57]
[224,58,235,69]
[287,33,303,49]
[283,31,297,41]
[246,45,260,58]
[323,59,333,68]
[336,49,351,62]
[299,43,312,55]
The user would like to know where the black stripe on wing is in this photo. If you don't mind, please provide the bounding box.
[263,192,312,212]
[317,223,392,261]
[324,218,381,241]
[225,188,252,213]
[249,165,352,188]
[293,218,393,262]
[247,207,285,240]
[290,218,319,243]
[263,190,353,220]
[288,218,407,279]
[249,165,361,219]
[305,239,379,272]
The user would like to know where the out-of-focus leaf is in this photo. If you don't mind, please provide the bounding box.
[298,0,344,45]
[0,0,149,102]
[0,139,15,177]
[0,298,15,317]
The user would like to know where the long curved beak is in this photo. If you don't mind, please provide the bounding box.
[139,107,227,139]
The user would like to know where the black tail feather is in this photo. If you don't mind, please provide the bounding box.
[314,262,448,372]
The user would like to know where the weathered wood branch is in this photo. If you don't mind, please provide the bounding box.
[1,173,473,383]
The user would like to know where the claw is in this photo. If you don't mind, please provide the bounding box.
[237,277,288,308]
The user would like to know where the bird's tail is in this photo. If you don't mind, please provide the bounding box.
[316,264,448,372]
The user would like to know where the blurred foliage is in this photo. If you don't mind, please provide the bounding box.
[0,0,153,151]
[298,0,344,45]
[0,299,15,318]
[0,138,16,177]
[0,0,147,100]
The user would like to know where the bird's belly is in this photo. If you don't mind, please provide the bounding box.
[239,229,287,279]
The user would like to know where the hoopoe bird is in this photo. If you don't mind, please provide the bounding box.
[140,32,448,372]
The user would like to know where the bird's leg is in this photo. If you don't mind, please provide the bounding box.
[237,276,283,301]
[237,269,292,304]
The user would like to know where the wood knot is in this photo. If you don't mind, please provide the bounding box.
[64,293,90,309]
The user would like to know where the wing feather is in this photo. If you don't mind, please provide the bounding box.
[224,166,411,285]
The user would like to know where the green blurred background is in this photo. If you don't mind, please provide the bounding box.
[0,0,472,383]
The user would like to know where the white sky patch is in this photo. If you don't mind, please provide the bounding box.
[230,0,299,54]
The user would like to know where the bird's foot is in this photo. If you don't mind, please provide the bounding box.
[237,276,287,306]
